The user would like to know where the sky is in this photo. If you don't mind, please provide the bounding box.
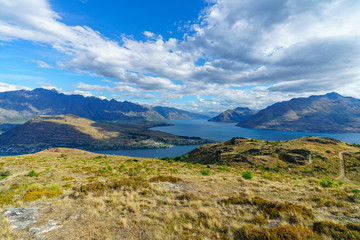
[0,0,359,113]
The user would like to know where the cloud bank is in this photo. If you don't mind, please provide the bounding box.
[0,0,359,111]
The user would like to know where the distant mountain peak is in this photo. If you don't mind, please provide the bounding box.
[325,92,342,99]
[237,92,360,133]
[209,107,256,122]
[0,88,209,124]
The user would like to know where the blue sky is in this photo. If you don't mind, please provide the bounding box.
[0,0,360,112]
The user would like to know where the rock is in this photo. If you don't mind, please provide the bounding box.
[48,220,59,226]
[224,137,246,145]
[0,171,10,177]
[306,137,342,145]
[4,206,39,230]
[233,154,255,165]
[247,149,261,154]
[279,149,312,165]
[29,227,42,233]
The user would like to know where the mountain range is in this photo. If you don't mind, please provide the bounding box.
[236,92,360,133]
[208,107,256,122]
[0,88,208,124]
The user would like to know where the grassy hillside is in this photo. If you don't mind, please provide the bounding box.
[185,136,359,181]
[0,115,212,155]
[1,137,360,239]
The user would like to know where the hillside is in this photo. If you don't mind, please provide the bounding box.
[0,115,212,155]
[184,136,360,182]
[208,107,256,122]
[0,88,208,124]
[237,92,360,133]
[1,138,360,239]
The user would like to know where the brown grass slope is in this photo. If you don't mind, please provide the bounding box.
[0,137,360,239]
[184,136,360,183]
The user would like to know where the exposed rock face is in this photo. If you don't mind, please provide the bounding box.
[305,137,342,145]
[224,137,246,145]
[237,92,360,133]
[4,206,39,230]
[279,149,313,165]
[209,107,256,122]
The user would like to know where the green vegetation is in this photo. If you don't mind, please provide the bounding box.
[320,178,334,188]
[0,171,10,180]
[242,170,254,180]
[28,170,38,177]
[200,169,211,176]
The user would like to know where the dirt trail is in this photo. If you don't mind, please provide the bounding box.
[336,151,351,183]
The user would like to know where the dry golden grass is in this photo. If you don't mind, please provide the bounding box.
[0,143,359,239]
[33,115,120,139]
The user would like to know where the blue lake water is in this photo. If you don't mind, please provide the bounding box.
[95,119,360,158]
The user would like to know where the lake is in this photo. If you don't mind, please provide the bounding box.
[95,119,360,158]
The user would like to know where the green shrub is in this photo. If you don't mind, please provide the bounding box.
[320,178,334,188]
[29,170,38,177]
[218,166,230,172]
[0,171,10,179]
[200,169,210,176]
[242,170,254,180]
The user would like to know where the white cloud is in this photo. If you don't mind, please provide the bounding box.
[37,82,62,91]
[33,60,52,68]
[66,89,93,97]
[0,82,31,92]
[0,0,359,111]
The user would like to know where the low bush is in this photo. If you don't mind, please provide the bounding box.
[22,188,63,202]
[219,196,314,219]
[320,178,334,188]
[313,221,360,239]
[150,176,183,183]
[28,170,38,177]
[200,169,211,176]
[74,178,150,195]
[235,224,320,240]
[242,170,254,180]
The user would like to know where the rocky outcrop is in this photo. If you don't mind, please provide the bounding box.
[305,137,342,145]
[279,149,313,165]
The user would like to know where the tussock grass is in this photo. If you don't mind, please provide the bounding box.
[0,145,359,239]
